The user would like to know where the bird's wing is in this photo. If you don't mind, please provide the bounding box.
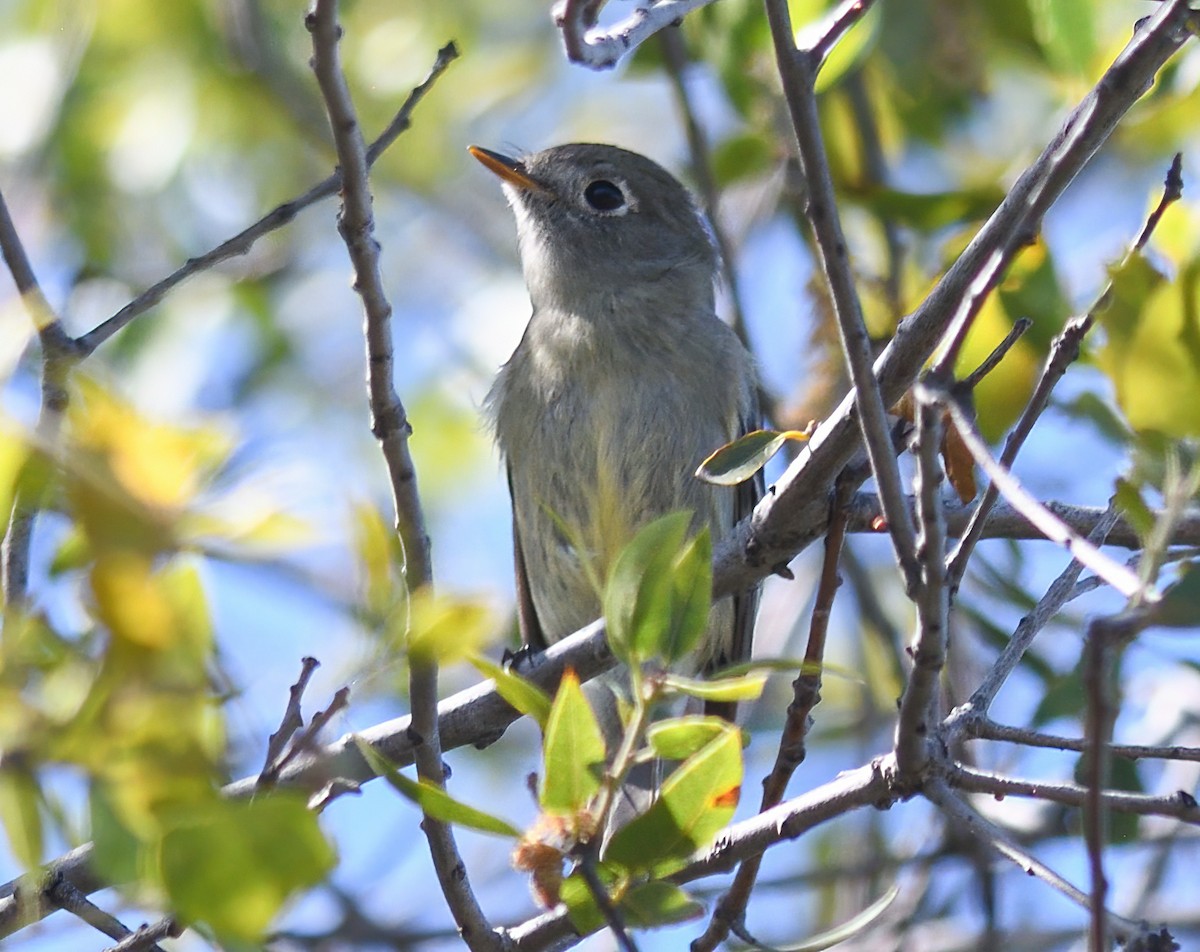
[508,463,548,652]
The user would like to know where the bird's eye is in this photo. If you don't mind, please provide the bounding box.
[584,179,625,212]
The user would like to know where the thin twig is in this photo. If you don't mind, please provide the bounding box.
[258,656,321,788]
[969,720,1200,762]
[927,779,1146,945]
[848,492,1200,549]
[102,917,183,952]
[946,763,1200,823]
[693,478,854,951]
[938,395,1146,599]
[765,0,921,595]
[959,317,1033,391]
[942,503,1121,730]
[307,7,495,949]
[715,0,1193,598]
[805,0,878,66]
[577,852,638,952]
[555,0,719,69]
[0,188,78,614]
[74,42,459,357]
[45,874,167,950]
[945,153,1185,596]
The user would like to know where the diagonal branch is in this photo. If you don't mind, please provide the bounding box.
[715,0,1195,598]
[74,42,458,358]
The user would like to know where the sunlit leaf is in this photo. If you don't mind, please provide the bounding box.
[159,796,335,942]
[603,512,712,665]
[355,738,520,837]
[621,880,704,928]
[646,716,731,760]
[0,767,43,869]
[541,670,607,814]
[406,588,497,666]
[603,725,742,874]
[469,653,552,728]
[696,429,810,486]
[1097,254,1200,438]
[660,670,769,703]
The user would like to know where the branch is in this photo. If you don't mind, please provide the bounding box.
[945,152,1186,596]
[74,42,459,357]
[555,0,719,69]
[894,386,948,782]
[714,0,1194,598]
[968,720,1200,762]
[0,187,78,613]
[308,6,495,950]
[766,0,921,595]
[943,503,1121,729]
[506,759,894,950]
[927,779,1147,945]
[946,763,1200,824]
[939,394,1146,599]
[848,492,1200,549]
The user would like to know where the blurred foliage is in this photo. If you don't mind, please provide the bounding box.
[1,0,1199,947]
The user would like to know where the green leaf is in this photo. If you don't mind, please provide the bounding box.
[159,796,335,942]
[1097,253,1200,438]
[541,670,608,814]
[773,883,901,951]
[661,670,769,703]
[1113,477,1156,544]
[1153,562,1200,629]
[88,785,142,887]
[621,880,704,928]
[850,184,1005,232]
[560,866,610,936]
[1030,0,1095,77]
[355,738,521,837]
[646,716,731,760]
[603,725,742,875]
[695,429,808,486]
[0,767,43,869]
[663,528,713,663]
[603,512,713,665]
[406,589,497,666]
[469,653,552,728]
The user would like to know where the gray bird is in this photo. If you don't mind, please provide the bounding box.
[470,142,761,721]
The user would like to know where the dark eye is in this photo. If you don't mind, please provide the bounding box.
[584,179,625,211]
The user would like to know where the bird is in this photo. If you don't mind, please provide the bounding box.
[469,142,762,723]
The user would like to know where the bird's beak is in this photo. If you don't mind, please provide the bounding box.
[468,145,545,193]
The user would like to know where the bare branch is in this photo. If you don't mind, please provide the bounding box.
[715,0,1194,598]
[895,386,949,782]
[927,779,1147,945]
[308,5,495,949]
[765,0,921,594]
[258,656,322,788]
[943,503,1121,729]
[969,720,1200,763]
[939,395,1146,599]
[946,152,1186,595]
[555,0,719,69]
[848,492,1200,549]
[74,42,459,358]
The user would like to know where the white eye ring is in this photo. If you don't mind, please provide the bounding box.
[582,178,634,216]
